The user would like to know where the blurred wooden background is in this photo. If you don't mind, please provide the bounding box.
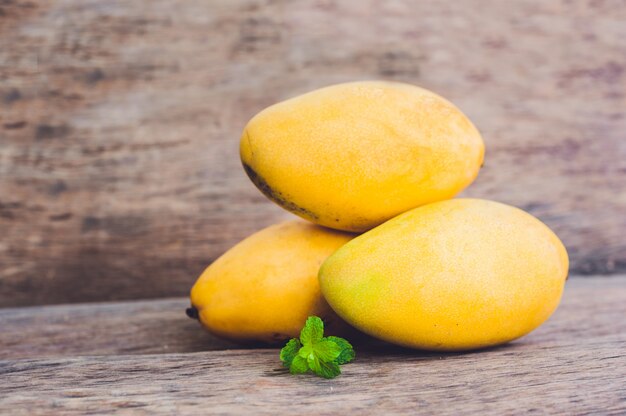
[1,0,625,307]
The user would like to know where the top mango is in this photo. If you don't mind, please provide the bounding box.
[240,81,484,232]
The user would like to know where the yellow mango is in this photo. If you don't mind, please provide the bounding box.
[319,199,569,351]
[240,81,484,232]
[189,220,354,343]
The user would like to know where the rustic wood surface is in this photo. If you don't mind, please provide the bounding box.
[2,3,624,412]
[0,298,237,361]
[1,0,625,307]
[2,339,625,416]
[0,276,623,361]
[1,276,625,414]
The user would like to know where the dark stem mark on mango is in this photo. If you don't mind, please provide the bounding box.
[186,307,199,320]
[242,162,319,220]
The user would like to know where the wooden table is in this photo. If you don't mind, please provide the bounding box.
[2,0,626,414]
[1,276,625,414]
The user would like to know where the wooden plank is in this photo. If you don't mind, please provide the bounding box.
[1,326,625,413]
[0,276,624,361]
[0,277,624,413]
[1,1,626,306]
[0,298,238,361]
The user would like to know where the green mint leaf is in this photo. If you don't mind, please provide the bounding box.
[312,339,342,362]
[290,355,308,374]
[326,336,355,364]
[306,353,321,374]
[317,360,342,379]
[280,338,302,368]
[298,344,322,374]
[298,344,314,359]
[279,316,355,379]
[300,316,324,345]
[336,348,356,365]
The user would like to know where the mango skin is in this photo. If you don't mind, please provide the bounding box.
[240,81,484,232]
[190,220,354,344]
[319,199,569,351]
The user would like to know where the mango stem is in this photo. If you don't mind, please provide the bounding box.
[186,306,199,320]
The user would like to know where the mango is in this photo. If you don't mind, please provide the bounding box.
[319,199,568,351]
[189,220,354,343]
[240,81,484,232]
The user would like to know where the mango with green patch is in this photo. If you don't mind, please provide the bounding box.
[319,199,569,351]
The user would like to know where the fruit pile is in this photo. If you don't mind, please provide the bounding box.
[188,81,568,353]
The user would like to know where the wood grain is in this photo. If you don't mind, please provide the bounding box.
[0,298,237,361]
[1,340,624,415]
[1,279,625,414]
[0,277,624,414]
[0,276,623,360]
[1,0,626,306]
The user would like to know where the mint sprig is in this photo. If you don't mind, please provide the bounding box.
[280,316,355,379]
